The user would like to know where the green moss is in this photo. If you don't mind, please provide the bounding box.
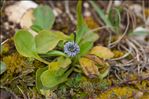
[1,51,45,98]
[2,52,31,74]
[1,39,15,55]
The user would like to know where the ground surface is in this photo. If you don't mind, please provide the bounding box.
[0,0,149,99]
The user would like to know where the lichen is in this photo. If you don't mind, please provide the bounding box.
[97,87,137,99]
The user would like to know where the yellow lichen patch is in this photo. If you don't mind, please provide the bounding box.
[2,52,31,74]
[85,17,99,29]
[97,87,139,99]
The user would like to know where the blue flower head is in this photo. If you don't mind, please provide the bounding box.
[64,42,80,57]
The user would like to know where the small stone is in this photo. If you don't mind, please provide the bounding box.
[4,22,9,30]
[5,1,37,23]
[84,2,89,8]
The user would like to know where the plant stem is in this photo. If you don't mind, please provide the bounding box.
[34,54,50,65]
[36,57,50,65]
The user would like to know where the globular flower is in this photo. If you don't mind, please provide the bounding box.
[64,42,80,57]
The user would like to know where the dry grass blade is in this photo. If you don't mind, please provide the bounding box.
[109,7,130,48]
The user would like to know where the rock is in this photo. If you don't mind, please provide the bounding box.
[20,9,34,28]
[5,1,37,23]
[114,1,121,6]
[129,4,143,19]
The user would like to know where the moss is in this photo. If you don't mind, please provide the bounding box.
[1,43,10,54]
[32,59,45,69]
[134,80,149,91]
[1,39,15,56]
[1,51,45,98]
[80,81,95,94]
[2,52,31,74]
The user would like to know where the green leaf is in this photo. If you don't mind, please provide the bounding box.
[14,29,49,64]
[82,31,99,43]
[0,61,6,75]
[108,8,121,32]
[76,1,99,46]
[41,50,66,57]
[78,28,99,56]
[40,68,72,89]
[57,56,71,68]
[48,57,71,77]
[79,29,99,45]
[48,62,60,71]
[79,41,93,56]
[31,24,43,33]
[90,1,112,29]
[76,25,89,44]
[76,0,84,30]
[36,67,48,92]
[76,0,88,43]
[40,70,62,89]
[14,29,37,57]
[40,57,73,89]
[130,31,149,36]
[35,30,68,53]
[40,90,51,97]
[33,5,55,30]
